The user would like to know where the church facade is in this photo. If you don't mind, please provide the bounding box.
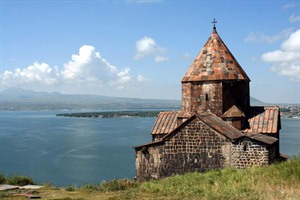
[134,25,285,182]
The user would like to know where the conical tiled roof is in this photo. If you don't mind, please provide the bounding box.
[182,28,250,82]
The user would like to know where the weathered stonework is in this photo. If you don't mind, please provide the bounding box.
[136,118,232,181]
[182,81,250,118]
[182,82,223,116]
[231,138,269,168]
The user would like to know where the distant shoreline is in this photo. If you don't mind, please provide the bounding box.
[56,110,163,118]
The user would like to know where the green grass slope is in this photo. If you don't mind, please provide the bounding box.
[1,157,300,200]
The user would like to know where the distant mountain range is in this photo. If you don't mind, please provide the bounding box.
[0,88,266,111]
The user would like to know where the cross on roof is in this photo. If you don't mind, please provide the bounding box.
[212,18,217,29]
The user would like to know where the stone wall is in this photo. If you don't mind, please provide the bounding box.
[231,138,270,169]
[135,118,232,182]
[135,145,163,181]
[222,81,250,114]
[182,82,223,116]
[181,80,249,117]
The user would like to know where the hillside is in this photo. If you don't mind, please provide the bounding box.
[0,88,181,111]
[0,88,267,111]
[1,157,299,199]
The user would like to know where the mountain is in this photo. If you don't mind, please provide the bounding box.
[0,88,267,111]
[249,96,265,106]
[0,88,181,111]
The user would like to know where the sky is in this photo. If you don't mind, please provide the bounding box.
[0,0,299,104]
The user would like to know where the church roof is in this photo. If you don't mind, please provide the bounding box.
[151,111,180,135]
[182,28,250,82]
[134,110,278,150]
[149,106,280,136]
[243,133,278,145]
[150,110,244,140]
[196,111,243,140]
[243,106,281,134]
[221,105,245,118]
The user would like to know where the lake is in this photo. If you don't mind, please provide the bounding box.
[0,111,299,186]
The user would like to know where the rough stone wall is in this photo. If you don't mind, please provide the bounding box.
[136,118,232,182]
[182,81,250,117]
[182,82,223,116]
[222,81,250,114]
[135,146,163,182]
[231,138,270,169]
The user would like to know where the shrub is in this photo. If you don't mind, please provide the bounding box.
[0,173,6,184]
[99,179,136,191]
[82,183,98,191]
[7,175,34,186]
[65,185,77,191]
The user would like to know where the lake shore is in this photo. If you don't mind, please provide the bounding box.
[56,110,162,118]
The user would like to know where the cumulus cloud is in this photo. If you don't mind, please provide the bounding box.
[245,28,293,44]
[261,29,300,81]
[1,45,145,94]
[134,36,168,62]
[1,62,59,88]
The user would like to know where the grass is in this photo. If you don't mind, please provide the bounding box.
[0,174,34,186]
[1,157,300,200]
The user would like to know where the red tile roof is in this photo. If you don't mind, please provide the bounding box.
[150,107,280,136]
[243,106,280,134]
[151,110,243,140]
[135,110,278,150]
[181,29,250,82]
[151,111,181,135]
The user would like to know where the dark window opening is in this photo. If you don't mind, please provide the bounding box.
[243,144,247,151]
[205,94,209,101]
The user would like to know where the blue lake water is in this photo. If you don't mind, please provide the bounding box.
[0,111,299,186]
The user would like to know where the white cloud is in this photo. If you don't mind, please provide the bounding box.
[261,29,300,81]
[1,62,59,88]
[61,45,117,83]
[134,36,168,62]
[137,74,146,82]
[245,28,293,44]
[289,14,300,23]
[154,55,168,62]
[1,45,145,94]
[283,3,297,9]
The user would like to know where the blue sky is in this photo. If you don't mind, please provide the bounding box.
[1,0,299,104]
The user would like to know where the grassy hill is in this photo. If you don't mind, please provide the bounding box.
[1,157,299,199]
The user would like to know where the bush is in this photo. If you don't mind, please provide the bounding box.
[82,183,98,191]
[99,179,136,191]
[7,175,34,186]
[0,173,6,184]
[65,185,77,191]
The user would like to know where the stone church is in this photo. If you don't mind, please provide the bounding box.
[134,23,285,182]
